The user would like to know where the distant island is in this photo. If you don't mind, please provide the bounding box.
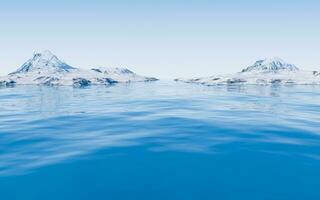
[0,50,158,87]
[175,57,320,85]
[2,53,320,87]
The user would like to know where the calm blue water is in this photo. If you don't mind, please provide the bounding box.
[0,81,320,200]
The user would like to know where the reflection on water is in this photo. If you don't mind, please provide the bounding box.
[0,82,320,199]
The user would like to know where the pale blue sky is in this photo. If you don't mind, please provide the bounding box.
[0,0,319,78]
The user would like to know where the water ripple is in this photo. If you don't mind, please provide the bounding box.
[0,82,320,176]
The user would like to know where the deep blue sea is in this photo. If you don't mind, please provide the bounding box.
[0,81,320,200]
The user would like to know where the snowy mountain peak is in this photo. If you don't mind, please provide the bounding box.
[35,50,56,60]
[11,50,75,74]
[91,67,134,75]
[241,57,299,73]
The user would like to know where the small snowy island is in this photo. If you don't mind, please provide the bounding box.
[175,58,320,86]
[0,50,158,87]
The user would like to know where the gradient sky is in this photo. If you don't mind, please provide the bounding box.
[0,0,319,78]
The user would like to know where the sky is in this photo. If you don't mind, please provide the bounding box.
[0,0,319,78]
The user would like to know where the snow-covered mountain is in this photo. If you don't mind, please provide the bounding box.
[241,57,299,73]
[175,57,320,86]
[0,51,158,87]
[10,50,75,75]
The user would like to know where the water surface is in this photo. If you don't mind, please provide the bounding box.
[0,82,320,199]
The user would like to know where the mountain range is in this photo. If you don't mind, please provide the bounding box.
[1,53,320,87]
[0,50,158,87]
[175,57,320,85]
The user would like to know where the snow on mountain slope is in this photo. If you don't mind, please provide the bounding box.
[0,51,158,87]
[11,50,75,74]
[241,57,299,73]
[313,71,320,76]
[175,58,320,86]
